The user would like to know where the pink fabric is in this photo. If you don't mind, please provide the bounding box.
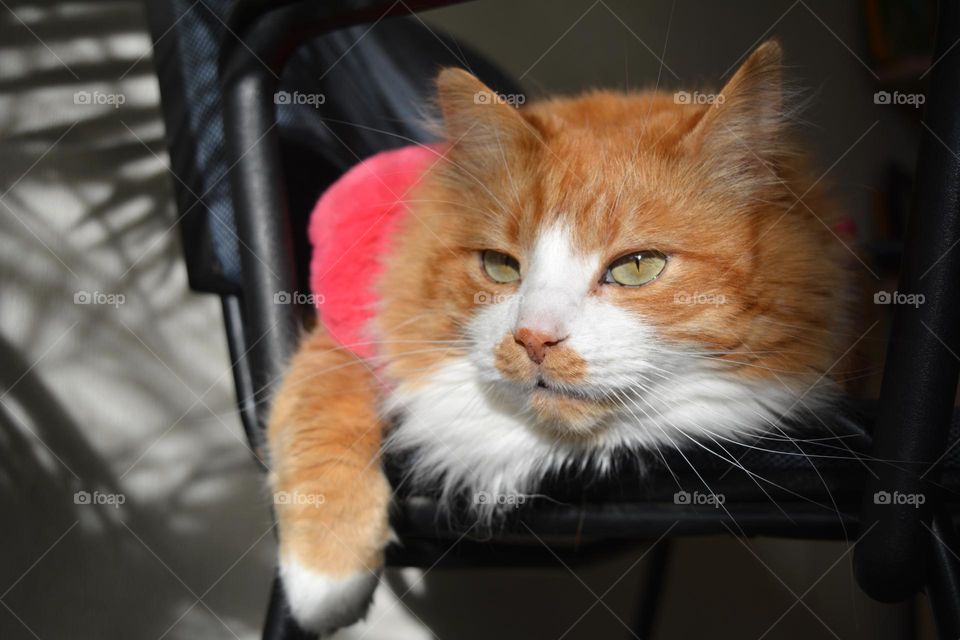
[309,145,438,359]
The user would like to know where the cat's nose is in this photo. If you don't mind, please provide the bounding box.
[514,327,567,364]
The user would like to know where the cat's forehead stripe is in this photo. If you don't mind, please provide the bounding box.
[516,222,601,336]
[528,217,599,259]
[530,222,599,267]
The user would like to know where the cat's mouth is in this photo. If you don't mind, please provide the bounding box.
[531,377,592,401]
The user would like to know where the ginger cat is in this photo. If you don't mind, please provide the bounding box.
[268,41,850,633]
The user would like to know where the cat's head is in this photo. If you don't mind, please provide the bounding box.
[379,41,849,439]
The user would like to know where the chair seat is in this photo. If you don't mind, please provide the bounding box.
[384,401,960,566]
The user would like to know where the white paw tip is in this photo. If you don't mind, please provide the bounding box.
[280,559,380,633]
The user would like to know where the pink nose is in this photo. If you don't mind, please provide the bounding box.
[514,328,566,364]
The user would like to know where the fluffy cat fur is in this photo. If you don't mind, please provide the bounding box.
[267,41,851,633]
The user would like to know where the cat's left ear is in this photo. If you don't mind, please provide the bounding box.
[684,40,788,189]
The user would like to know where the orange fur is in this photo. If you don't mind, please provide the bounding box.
[268,329,390,575]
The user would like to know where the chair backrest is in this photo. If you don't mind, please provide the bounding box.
[145,0,518,295]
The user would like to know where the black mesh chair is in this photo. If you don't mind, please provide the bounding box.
[145,1,960,638]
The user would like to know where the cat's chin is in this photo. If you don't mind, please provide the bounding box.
[527,387,615,435]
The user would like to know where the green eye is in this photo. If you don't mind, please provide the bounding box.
[603,251,667,286]
[481,250,521,283]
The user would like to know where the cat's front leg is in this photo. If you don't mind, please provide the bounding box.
[267,327,391,634]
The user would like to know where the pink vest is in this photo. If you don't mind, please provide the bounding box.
[309,145,438,359]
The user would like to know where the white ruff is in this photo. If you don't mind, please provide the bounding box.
[382,222,836,516]
[382,356,832,518]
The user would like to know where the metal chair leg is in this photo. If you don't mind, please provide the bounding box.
[633,540,673,638]
[262,576,318,640]
[925,510,960,640]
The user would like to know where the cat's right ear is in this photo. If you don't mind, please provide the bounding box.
[435,68,536,169]
[682,40,790,197]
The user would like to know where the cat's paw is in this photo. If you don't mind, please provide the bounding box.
[280,557,380,634]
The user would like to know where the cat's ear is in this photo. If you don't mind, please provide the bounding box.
[436,68,535,169]
[684,40,788,190]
